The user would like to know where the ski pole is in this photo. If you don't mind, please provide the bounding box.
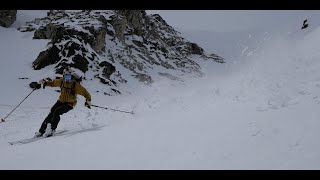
[1,88,37,123]
[91,104,135,115]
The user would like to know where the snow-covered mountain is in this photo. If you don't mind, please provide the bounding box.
[1,10,320,169]
[15,10,223,96]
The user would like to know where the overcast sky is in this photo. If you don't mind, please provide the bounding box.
[147,10,320,32]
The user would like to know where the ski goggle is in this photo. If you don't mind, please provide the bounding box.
[63,74,72,80]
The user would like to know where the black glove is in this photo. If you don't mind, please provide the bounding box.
[29,82,41,90]
[85,101,91,109]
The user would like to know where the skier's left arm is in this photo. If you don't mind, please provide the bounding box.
[75,83,92,107]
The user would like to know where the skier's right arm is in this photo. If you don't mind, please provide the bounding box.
[39,78,62,88]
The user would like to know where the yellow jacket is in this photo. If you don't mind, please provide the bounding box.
[46,78,91,107]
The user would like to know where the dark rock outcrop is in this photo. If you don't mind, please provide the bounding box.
[99,61,116,79]
[0,10,17,28]
[33,45,61,70]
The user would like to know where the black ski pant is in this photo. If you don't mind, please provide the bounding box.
[39,101,73,133]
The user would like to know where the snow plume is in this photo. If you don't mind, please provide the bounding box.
[135,25,320,169]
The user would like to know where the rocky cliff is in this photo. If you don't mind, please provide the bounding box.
[18,10,224,95]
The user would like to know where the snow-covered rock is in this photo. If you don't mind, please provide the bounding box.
[18,10,224,95]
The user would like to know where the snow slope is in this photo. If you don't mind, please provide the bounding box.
[1,10,320,169]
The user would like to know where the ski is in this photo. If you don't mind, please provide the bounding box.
[8,130,68,145]
[8,125,106,145]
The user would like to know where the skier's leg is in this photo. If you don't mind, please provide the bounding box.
[38,101,63,133]
[50,104,73,131]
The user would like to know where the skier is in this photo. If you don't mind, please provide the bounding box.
[35,68,92,137]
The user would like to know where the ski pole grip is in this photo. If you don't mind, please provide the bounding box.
[43,81,47,89]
